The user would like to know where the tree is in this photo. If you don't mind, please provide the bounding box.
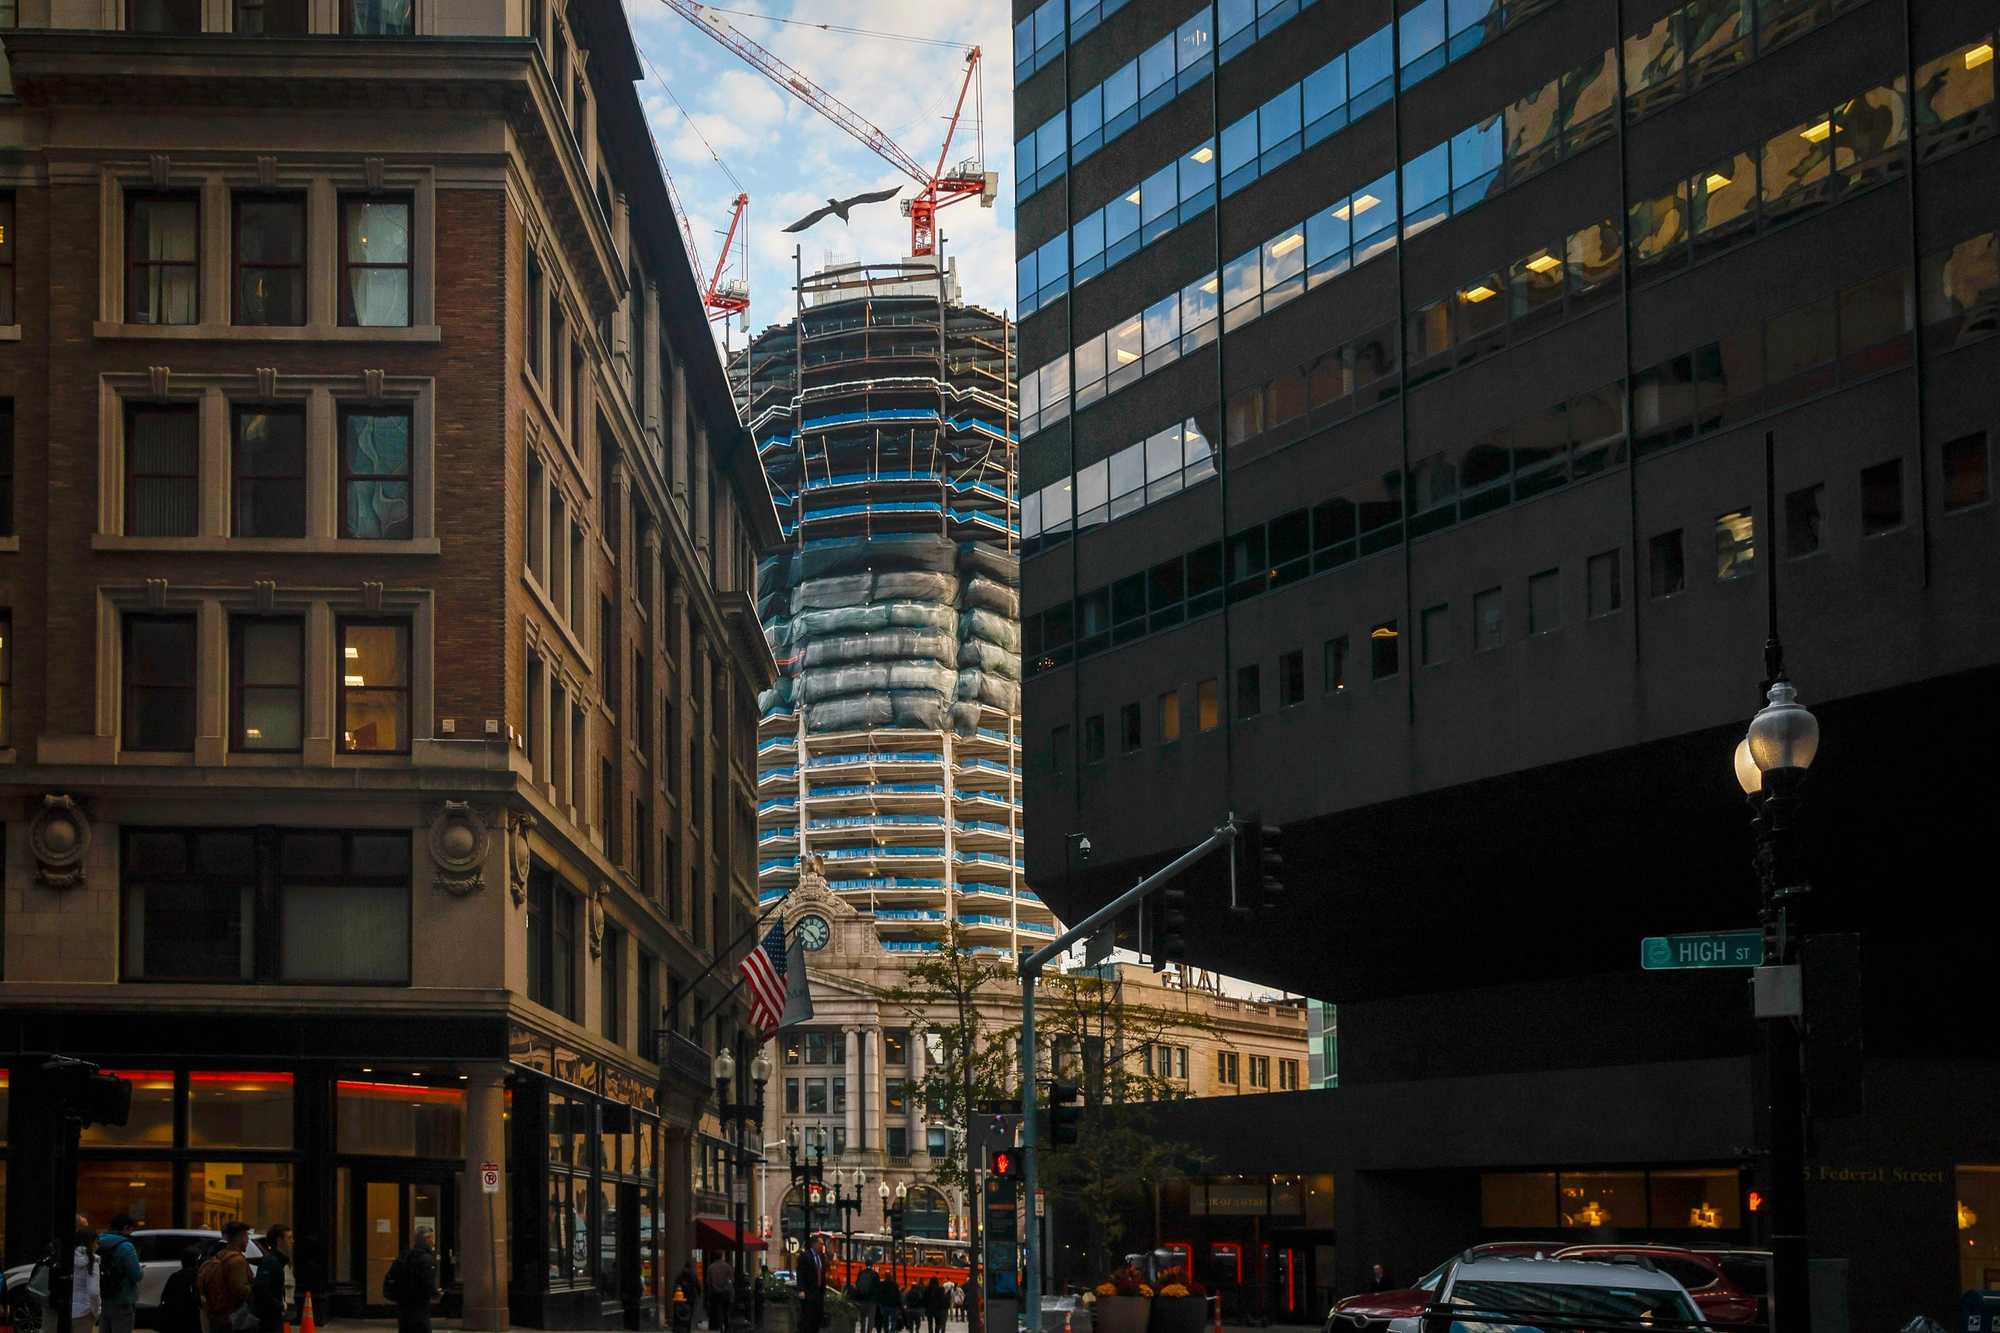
[879,921,1017,1333]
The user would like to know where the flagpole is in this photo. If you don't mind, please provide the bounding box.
[663,896,790,1030]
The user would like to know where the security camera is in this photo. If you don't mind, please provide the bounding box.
[1075,835,1093,861]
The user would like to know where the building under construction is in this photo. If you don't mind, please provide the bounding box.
[739,258,1054,955]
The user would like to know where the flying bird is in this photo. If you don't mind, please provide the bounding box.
[783,187,902,233]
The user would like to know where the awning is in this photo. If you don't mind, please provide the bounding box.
[697,1217,766,1250]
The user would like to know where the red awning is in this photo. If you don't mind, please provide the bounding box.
[697,1217,766,1250]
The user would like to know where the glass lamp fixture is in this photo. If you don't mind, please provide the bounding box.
[713,1049,737,1084]
[751,1051,774,1085]
[1747,679,1820,775]
[1733,738,1763,796]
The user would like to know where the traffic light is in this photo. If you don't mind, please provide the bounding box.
[990,1147,1019,1181]
[1241,818,1285,906]
[40,1057,132,1127]
[1158,884,1187,963]
[1049,1078,1082,1148]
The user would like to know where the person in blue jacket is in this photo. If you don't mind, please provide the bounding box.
[96,1216,144,1333]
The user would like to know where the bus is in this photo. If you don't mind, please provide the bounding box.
[824,1232,971,1291]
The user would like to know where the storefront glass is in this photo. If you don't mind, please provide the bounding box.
[77,1159,175,1227]
[1959,1164,2000,1292]
[189,1072,294,1148]
[1559,1170,1644,1229]
[335,1080,465,1157]
[1480,1167,1742,1232]
[82,1071,177,1146]
[1647,1167,1740,1231]
[189,1161,294,1231]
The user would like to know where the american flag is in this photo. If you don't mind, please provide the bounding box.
[741,921,789,1038]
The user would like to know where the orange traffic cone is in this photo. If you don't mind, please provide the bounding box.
[299,1293,316,1333]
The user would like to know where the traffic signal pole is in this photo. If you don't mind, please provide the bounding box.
[1018,817,1240,1333]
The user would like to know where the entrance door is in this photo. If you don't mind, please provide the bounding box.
[351,1171,459,1314]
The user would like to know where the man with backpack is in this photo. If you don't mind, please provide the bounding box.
[251,1227,290,1333]
[383,1227,438,1333]
[96,1215,144,1333]
[197,1223,255,1333]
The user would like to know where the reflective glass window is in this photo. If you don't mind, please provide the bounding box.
[1761,114,1834,218]
[1259,86,1302,156]
[1503,77,1561,177]
[1140,34,1175,99]
[1629,181,1689,269]
[1303,55,1347,138]
[1222,247,1262,311]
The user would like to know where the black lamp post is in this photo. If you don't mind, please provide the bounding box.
[715,1049,773,1328]
[1733,641,1819,1333]
[787,1126,830,1244]
[830,1169,867,1263]
[878,1181,909,1288]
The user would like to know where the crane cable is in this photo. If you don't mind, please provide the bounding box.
[689,2,972,52]
[637,45,746,197]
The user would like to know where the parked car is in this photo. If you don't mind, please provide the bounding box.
[3,1230,267,1331]
[1425,1256,1704,1331]
[1324,1245,1569,1332]
[1554,1243,1760,1324]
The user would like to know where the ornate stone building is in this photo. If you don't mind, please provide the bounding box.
[754,859,1311,1259]
[0,2,775,1328]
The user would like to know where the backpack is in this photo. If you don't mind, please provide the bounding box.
[383,1255,410,1305]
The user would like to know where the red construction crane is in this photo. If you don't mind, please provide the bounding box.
[663,1,997,258]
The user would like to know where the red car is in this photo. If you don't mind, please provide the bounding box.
[1553,1244,1764,1324]
[1324,1245,1568,1331]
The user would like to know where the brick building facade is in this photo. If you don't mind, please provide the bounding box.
[0,4,778,1328]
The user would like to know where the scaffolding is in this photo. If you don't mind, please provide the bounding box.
[739,257,1054,958]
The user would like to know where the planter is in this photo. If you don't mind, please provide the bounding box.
[763,1302,798,1333]
[1093,1295,1153,1333]
[1149,1296,1208,1333]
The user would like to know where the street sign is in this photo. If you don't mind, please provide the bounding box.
[1641,930,1764,970]
[480,1161,500,1194]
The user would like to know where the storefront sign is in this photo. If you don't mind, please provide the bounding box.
[1196,1184,1272,1215]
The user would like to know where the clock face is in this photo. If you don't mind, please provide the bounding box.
[797,914,832,952]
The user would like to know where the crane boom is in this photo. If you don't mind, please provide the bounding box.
[663,0,994,257]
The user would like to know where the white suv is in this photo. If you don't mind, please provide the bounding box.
[4,1230,271,1329]
[1394,1255,1705,1331]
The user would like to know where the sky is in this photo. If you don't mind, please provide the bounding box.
[623,0,1018,351]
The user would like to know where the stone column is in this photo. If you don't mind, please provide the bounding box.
[842,1025,860,1146]
[666,1125,695,1279]
[459,1064,510,1332]
[863,1027,883,1153]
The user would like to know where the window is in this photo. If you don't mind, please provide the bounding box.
[0,197,16,325]
[126,195,199,324]
[233,195,306,325]
[342,0,411,34]
[1049,724,1070,776]
[526,865,579,1018]
[124,404,201,537]
[339,619,411,753]
[636,949,656,1053]
[526,252,545,381]
[126,0,199,32]
[233,0,307,32]
[1715,510,1756,580]
[1324,635,1348,691]
[230,617,303,751]
[1474,588,1504,651]
[1159,689,1181,742]
[120,829,410,982]
[1277,648,1305,706]
[1420,604,1450,666]
[123,614,196,751]
[1235,663,1261,719]
[231,406,306,537]
[340,408,413,539]
[1785,484,1824,557]
[784,1079,799,1114]
[1196,678,1219,731]
[525,453,546,581]
[1248,1055,1270,1089]
[1279,1059,1299,1091]
[1217,1051,1238,1085]
[1861,460,1903,534]
[601,923,625,1044]
[1119,701,1142,752]
[0,609,11,748]
[1082,713,1105,764]
[1528,569,1561,634]
[1649,530,1686,597]
[1369,621,1399,679]
[1586,550,1622,618]
[1943,432,1989,510]
[339,195,412,326]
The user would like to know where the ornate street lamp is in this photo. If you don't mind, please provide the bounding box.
[714,1049,772,1324]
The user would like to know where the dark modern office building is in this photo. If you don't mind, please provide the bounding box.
[1012,0,2000,1326]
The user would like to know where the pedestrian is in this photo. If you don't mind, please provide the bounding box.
[157,1248,205,1333]
[251,1227,290,1333]
[674,1263,701,1333]
[70,1226,102,1333]
[874,1269,900,1333]
[383,1226,437,1333]
[753,1263,767,1331]
[1367,1263,1395,1293]
[796,1236,829,1333]
[196,1223,254,1333]
[705,1252,735,1332]
[924,1277,946,1333]
[96,1214,145,1333]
